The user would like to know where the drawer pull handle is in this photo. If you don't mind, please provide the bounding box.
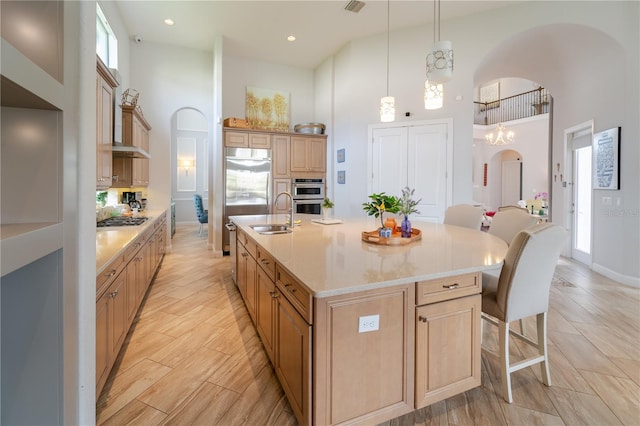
[285,284,296,293]
[261,259,270,265]
[110,290,119,298]
[106,269,117,278]
[443,283,459,289]
[418,315,428,323]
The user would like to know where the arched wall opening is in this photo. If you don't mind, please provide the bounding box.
[171,107,209,230]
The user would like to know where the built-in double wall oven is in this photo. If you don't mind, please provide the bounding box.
[291,178,324,215]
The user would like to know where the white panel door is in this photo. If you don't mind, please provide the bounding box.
[371,122,449,223]
[501,160,522,206]
[407,124,448,222]
[371,127,408,196]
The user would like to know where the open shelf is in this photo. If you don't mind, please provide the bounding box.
[1,223,63,277]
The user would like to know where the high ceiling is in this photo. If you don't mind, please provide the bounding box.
[113,1,514,69]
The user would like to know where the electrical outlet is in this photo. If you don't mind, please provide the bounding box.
[358,314,379,333]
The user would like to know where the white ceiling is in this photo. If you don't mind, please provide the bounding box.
[113,1,515,69]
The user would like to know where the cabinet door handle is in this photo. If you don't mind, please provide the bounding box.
[442,283,459,289]
[285,284,296,293]
[269,291,278,299]
[261,259,270,265]
[110,290,119,298]
[106,269,117,278]
[418,315,427,323]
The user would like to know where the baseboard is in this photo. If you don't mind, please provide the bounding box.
[592,263,640,288]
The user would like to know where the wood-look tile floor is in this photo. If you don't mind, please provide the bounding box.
[97,224,640,425]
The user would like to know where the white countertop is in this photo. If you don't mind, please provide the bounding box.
[96,209,166,274]
[231,214,508,298]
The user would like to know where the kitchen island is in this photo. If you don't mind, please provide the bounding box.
[230,214,507,425]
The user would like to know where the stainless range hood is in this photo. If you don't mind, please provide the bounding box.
[112,144,151,159]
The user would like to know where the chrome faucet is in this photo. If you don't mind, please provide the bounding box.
[275,191,294,229]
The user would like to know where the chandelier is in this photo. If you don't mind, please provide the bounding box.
[485,123,515,145]
[380,0,395,122]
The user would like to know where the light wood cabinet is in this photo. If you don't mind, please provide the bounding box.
[96,214,167,398]
[273,179,292,214]
[96,57,117,189]
[236,230,257,322]
[275,288,312,426]
[291,135,326,173]
[112,105,151,187]
[256,266,277,363]
[95,270,127,395]
[272,134,291,178]
[314,284,414,425]
[414,274,482,409]
[224,131,271,148]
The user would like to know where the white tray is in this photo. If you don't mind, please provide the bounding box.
[311,218,344,225]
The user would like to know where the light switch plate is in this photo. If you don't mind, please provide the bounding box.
[358,314,379,333]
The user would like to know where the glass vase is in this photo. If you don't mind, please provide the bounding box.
[401,215,412,238]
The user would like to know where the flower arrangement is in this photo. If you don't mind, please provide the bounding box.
[398,187,421,217]
[322,197,334,208]
[362,192,400,229]
[534,191,548,200]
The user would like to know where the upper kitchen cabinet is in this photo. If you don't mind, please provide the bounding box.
[224,130,271,149]
[291,135,326,174]
[272,134,291,179]
[96,56,118,189]
[1,1,66,424]
[112,105,151,187]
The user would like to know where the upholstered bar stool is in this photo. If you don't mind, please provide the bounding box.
[481,223,568,403]
[443,204,484,230]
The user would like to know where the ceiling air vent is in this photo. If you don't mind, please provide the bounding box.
[344,0,366,13]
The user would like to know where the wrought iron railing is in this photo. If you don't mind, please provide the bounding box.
[474,86,551,125]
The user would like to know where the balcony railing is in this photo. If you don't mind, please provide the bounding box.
[474,86,551,125]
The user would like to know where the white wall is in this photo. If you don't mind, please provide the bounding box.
[128,42,213,247]
[221,54,315,127]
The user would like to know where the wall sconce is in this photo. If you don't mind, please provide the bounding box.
[179,159,194,175]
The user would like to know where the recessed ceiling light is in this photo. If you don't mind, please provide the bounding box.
[287,35,296,42]
[164,18,175,26]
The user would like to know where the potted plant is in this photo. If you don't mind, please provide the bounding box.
[96,191,108,208]
[398,187,421,238]
[362,192,400,235]
[322,197,334,220]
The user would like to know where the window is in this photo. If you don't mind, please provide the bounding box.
[96,4,118,68]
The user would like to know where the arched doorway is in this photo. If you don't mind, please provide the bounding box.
[171,108,209,232]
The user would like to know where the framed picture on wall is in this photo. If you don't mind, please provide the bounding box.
[593,126,620,190]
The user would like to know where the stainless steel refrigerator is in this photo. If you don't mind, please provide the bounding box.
[223,147,271,252]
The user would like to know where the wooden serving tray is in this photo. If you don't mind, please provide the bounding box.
[361,228,422,245]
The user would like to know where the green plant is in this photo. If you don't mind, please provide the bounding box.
[398,187,421,217]
[322,197,334,208]
[96,191,108,205]
[362,192,400,228]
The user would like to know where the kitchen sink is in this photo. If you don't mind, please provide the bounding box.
[250,224,292,235]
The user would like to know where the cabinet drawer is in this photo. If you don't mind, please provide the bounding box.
[224,131,249,147]
[96,253,126,297]
[256,246,276,281]
[416,272,480,305]
[276,265,312,324]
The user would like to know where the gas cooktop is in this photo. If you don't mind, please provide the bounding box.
[97,216,148,227]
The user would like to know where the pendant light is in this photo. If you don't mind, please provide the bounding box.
[424,80,443,110]
[425,0,453,84]
[380,0,395,122]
